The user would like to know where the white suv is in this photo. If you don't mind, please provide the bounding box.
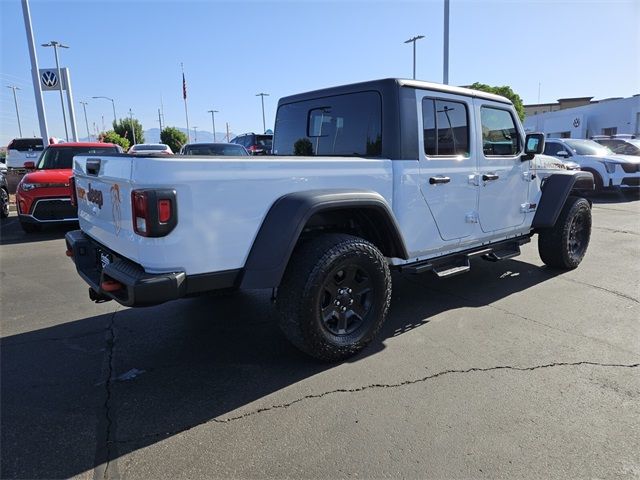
[544,138,640,191]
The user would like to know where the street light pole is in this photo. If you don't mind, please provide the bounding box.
[79,101,90,141]
[42,40,69,140]
[443,0,450,84]
[128,108,136,145]
[193,126,198,142]
[92,96,116,126]
[6,85,23,137]
[207,109,218,142]
[256,92,269,133]
[404,35,425,80]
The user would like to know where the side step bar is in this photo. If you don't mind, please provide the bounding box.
[400,235,531,278]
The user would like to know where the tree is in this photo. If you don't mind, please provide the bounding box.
[469,82,525,121]
[99,130,130,150]
[160,127,188,153]
[113,118,144,146]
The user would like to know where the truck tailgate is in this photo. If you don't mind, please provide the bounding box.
[73,154,139,261]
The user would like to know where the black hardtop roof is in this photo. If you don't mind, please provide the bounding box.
[278,78,512,106]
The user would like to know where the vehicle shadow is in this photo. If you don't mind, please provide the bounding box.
[588,189,640,204]
[1,255,563,479]
[0,216,77,246]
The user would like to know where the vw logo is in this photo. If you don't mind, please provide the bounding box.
[41,71,58,88]
[573,118,580,128]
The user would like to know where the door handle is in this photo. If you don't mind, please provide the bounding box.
[429,176,451,185]
[482,173,499,182]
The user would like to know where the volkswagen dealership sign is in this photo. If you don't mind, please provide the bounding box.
[39,68,67,91]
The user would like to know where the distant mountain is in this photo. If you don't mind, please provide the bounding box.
[144,128,234,144]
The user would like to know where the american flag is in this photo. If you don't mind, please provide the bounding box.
[182,72,187,100]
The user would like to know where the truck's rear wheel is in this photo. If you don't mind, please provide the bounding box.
[277,233,391,361]
[538,196,591,269]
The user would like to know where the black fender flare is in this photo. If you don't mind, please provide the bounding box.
[240,189,409,289]
[532,171,594,229]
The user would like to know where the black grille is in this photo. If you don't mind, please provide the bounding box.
[621,177,640,186]
[621,163,640,173]
[32,199,77,220]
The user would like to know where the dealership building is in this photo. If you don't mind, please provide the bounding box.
[523,94,640,139]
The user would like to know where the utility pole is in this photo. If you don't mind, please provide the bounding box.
[256,92,269,133]
[226,122,230,142]
[21,0,49,142]
[128,108,136,145]
[41,40,69,141]
[158,108,163,132]
[79,101,90,141]
[404,35,425,80]
[207,109,219,142]
[443,0,450,84]
[193,126,198,142]
[6,85,23,137]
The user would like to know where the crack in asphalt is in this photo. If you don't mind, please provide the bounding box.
[110,360,639,445]
[93,307,120,480]
[593,226,640,236]
[555,276,640,304]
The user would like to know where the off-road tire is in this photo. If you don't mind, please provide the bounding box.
[20,220,41,233]
[538,196,591,269]
[277,233,392,361]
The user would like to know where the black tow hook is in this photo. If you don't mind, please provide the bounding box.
[88,288,112,303]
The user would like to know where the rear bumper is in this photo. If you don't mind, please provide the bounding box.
[65,230,240,307]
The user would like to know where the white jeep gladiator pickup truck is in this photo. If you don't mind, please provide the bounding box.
[65,78,594,361]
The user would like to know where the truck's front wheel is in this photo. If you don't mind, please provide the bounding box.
[277,234,392,361]
[538,196,591,269]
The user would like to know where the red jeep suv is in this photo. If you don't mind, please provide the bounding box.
[16,142,121,233]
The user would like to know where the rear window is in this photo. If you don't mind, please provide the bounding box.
[183,144,248,156]
[37,146,119,169]
[132,144,167,151]
[255,135,273,148]
[273,91,382,157]
[9,138,44,151]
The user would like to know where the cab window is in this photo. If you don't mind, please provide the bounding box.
[422,98,470,157]
[480,107,520,156]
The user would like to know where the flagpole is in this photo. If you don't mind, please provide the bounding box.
[181,62,190,143]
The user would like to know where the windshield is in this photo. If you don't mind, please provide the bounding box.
[183,144,248,156]
[132,144,168,151]
[37,146,119,169]
[563,139,613,156]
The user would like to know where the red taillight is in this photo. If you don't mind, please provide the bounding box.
[132,190,149,236]
[69,176,77,207]
[131,189,177,237]
[248,145,257,152]
[158,199,171,223]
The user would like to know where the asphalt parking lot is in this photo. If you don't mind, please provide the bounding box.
[1,192,639,480]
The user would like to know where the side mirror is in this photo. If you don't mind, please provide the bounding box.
[24,161,36,170]
[525,133,545,155]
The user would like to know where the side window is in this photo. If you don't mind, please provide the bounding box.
[480,107,520,156]
[543,142,566,156]
[422,98,469,157]
[273,91,382,157]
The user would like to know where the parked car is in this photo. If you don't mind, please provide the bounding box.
[0,158,7,175]
[592,136,640,156]
[16,142,121,233]
[229,133,272,155]
[180,143,249,156]
[66,78,593,361]
[543,138,640,191]
[6,137,44,170]
[128,143,173,155]
[0,172,9,219]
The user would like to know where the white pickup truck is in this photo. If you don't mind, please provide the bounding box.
[66,79,594,361]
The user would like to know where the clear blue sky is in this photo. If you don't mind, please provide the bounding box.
[1,0,638,145]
